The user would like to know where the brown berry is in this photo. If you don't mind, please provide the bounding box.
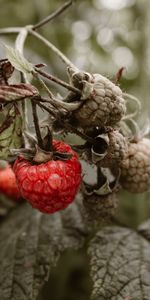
[92,129,128,168]
[82,129,128,169]
[82,192,118,224]
[120,138,150,193]
[74,73,126,128]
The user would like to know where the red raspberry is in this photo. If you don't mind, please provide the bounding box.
[0,160,20,201]
[13,140,81,214]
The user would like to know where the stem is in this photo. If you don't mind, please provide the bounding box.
[122,112,139,121]
[115,67,125,83]
[0,27,22,34]
[44,126,53,151]
[125,118,140,140]
[123,92,141,120]
[38,94,75,111]
[31,101,44,148]
[64,123,94,143]
[28,28,76,68]
[35,68,81,94]
[39,95,65,114]
[37,102,58,119]
[32,71,54,99]
[0,27,76,68]
[33,0,73,30]
[15,28,28,54]
[15,29,29,136]
[97,167,105,187]
[0,11,77,70]
[37,102,94,143]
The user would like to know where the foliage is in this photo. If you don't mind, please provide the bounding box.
[0,199,87,300]
[0,105,22,159]
[88,221,150,300]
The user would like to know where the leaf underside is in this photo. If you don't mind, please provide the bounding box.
[0,105,23,159]
[5,45,34,74]
[1,189,150,300]
[88,221,150,300]
[0,198,87,300]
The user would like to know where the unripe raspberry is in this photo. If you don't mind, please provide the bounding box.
[120,138,150,193]
[101,130,128,168]
[82,192,118,224]
[74,73,126,128]
[91,129,128,168]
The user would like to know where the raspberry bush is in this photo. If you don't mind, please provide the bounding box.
[0,1,150,300]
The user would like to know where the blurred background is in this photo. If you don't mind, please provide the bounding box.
[0,0,150,299]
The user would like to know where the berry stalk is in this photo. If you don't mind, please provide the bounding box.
[31,101,44,149]
[32,0,74,31]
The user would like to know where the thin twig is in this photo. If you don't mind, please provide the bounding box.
[123,92,141,120]
[64,123,94,143]
[28,28,76,68]
[36,89,79,111]
[40,94,64,111]
[0,13,77,70]
[36,93,79,112]
[31,101,44,148]
[114,67,125,83]
[0,27,22,34]
[121,118,140,141]
[15,28,28,54]
[35,68,81,94]
[0,95,43,104]
[33,0,73,30]
[97,167,106,187]
[37,102,94,143]
[32,71,54,99]
[15,29,29,138]
[35,96,56,104]
[37,102,58,118]
[0,27,76,68]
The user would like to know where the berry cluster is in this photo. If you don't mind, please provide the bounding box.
[59,67,150,222]
[1,58,149,222]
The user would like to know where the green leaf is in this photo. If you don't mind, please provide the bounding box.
[5,45,34,74]
[88,221,150,300]
[0,105,23,159]
[0,199,87,300]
